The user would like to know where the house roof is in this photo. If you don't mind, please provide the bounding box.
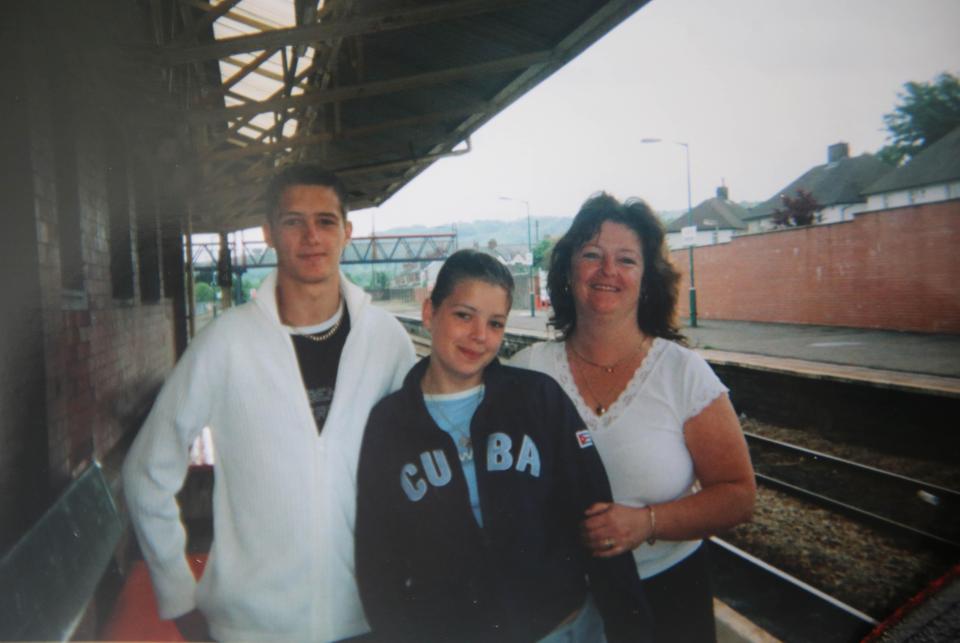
[745,152,893,221]
[864,125,960,195]
[665,189,748,232]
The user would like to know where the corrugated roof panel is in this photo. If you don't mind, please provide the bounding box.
[160,0,654,231]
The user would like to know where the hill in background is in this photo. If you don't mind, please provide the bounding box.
[371,208,687,248]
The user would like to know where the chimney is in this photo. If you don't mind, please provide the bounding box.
[828,142,849,163]
[716,185,729,200]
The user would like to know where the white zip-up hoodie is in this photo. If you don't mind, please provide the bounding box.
[123,271,416,641]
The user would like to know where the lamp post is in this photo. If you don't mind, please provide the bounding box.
[499,196,535,317]
[641,138,697,327]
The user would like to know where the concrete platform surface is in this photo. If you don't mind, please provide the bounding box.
[682,319,960,379]
[715,600,781,643]
[497,312,960,378]
[383,301,959,379]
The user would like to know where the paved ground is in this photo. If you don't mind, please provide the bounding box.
[684,319,960,378]
[383,302,960,378]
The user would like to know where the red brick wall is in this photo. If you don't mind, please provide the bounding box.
[36,117,177,491]
[670,200,960,333]
[1,0,180,536]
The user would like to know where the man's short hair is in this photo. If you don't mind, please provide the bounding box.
[266,164,349,221]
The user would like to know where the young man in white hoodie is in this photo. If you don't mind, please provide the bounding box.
[123,165,416,641]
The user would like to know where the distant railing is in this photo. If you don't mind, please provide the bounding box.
[189,233,457,268]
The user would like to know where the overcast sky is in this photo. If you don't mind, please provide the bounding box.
[347,0,959,236]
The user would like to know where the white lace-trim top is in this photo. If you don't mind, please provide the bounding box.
[511,338,728,578]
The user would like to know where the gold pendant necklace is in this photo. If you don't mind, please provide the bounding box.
[569,354,611,416]
[567,337,650,416]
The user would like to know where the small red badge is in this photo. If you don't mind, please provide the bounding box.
[575,430,593,448]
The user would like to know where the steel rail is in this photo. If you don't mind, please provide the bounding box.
[709,537,876,642]
[755,473,960,550]
[745,432,960,501]
[745,432,960,550]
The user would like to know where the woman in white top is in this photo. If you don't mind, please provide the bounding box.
[512,192,756,642]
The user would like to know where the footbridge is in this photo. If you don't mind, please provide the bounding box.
[190,233,458,269]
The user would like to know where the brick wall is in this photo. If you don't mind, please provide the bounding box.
[1,2,181,549]
[670,200,960,333]
[0,6,50,550]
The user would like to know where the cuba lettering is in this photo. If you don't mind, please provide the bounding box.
[401,433,542,502]
[401,450,452,501]
[486,433,541,477]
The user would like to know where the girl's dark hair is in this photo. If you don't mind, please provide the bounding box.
[548,192,685,343]
[266,163,349,220]
[431,249,515,308]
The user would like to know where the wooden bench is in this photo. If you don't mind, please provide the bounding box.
[0,462,122,641]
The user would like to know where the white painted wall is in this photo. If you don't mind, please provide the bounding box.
[745,218,776,233]
[863,181,960,212]
[666,228,736,249]
[819,202,869,223]
[743,202,867,231]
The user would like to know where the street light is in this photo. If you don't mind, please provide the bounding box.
[498,196,536,317]
[641,138,697,327]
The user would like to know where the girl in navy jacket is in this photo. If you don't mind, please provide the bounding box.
[355,250,652,642]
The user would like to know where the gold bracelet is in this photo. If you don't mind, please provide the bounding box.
[646,505,657,545]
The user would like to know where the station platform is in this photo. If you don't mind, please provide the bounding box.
[452,307,960,398]
[385,299,960,396]
[99,562,775,642]
[494,311,960,375]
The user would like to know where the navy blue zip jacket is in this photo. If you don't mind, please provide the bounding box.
[355,357,653,642]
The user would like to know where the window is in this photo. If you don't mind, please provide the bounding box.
[134,168,162,303]
[104,126,134,300]
[51,63,83,292]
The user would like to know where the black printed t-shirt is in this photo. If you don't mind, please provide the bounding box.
[290,308,350,434]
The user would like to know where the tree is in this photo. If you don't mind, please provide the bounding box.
[194,281,216,304]
[878,72,960,166]
[772,189,821,227]
[532,238,555,269]
[371,270,390,290]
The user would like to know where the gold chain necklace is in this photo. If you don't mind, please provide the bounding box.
[296,309,343,343]
[568,336,649,373]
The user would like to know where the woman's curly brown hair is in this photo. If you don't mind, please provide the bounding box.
[547,192,685,343]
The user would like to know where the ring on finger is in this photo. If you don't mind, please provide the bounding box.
[604,538,615,550]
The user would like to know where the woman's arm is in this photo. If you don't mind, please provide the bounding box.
[544,378,654,642]
[583,393,756,556]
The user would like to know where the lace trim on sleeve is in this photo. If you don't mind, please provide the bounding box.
[685,386,727,424]
[683,350,729,423]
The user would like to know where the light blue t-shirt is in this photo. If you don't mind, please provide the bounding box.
[424,385,485,526]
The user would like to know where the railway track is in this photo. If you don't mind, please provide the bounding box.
[411,325,960,550]
[709,538,876,642]
[745,432,960,550]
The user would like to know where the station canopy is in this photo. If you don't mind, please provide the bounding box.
[150,0,649,232]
